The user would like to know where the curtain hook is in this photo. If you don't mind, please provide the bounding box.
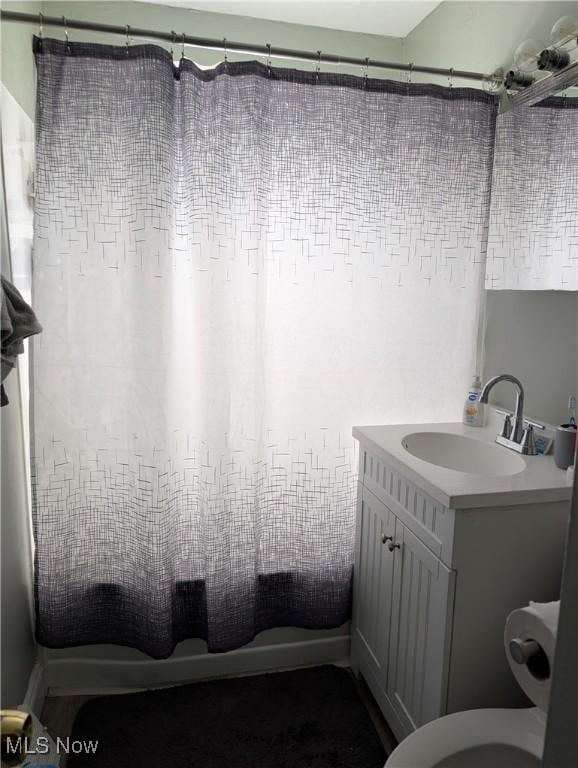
[62,16,70,53]
[363,57,369,89]
[181,33,186,63]
[126,25,130,56]
[39,12,43,38]
[223,38,228,70]
[316,50,322,82]
[266,43,272,77]
[448,67,454,89]
[407,62,413,84]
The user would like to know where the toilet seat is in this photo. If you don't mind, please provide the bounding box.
[385,707,546,768]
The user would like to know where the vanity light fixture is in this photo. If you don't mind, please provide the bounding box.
[501,61,578,110]
[533,16,578,74]
[537,47,570,72]
[501,21,578,111]
[504,70,535,90]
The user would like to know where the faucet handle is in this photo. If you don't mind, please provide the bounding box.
[521,424,538,456]
[523,418,545,430]
[499,413,512,439]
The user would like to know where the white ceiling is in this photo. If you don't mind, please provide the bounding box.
[137,1,442,38]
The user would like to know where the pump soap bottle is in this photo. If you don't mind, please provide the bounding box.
[462,375,484,427]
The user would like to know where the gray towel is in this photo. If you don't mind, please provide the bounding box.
[1,276,42,405]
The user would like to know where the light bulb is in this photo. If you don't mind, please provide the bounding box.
[514,39,543,73]
[551,16,578,52]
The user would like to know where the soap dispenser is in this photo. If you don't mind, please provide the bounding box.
[462,375,485,427]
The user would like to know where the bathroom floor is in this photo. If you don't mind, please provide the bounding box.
[42,667,397,768]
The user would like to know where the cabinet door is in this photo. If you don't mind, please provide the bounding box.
[352,486,396,683]
[387,519,455,735]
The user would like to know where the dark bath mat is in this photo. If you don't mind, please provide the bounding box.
[66,665,386,768]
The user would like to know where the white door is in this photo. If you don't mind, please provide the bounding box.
[387,519,455,734]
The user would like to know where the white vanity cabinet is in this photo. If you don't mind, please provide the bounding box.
[351,426,571,742]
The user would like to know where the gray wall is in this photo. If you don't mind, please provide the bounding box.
[0,376,37,707]
[1,1,41,118]
[1,136,37,706]
[543,467,578,767]
[483,291,578,426]
[403,0,578,86]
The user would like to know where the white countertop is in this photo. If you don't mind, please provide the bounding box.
[352,412,573,509]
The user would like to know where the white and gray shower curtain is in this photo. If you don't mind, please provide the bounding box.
[32,38,497,658]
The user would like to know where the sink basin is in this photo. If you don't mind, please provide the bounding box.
[402,432,526,476]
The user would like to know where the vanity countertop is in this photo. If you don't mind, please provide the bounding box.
[353,413,573,509]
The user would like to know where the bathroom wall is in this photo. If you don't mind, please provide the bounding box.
[543,467,578,767]
[0,1,41,118]
[403,0,578,87]
[42,0,403,71]
[0,371,37,707]
[0,44,39,703]
[483,292,578,426]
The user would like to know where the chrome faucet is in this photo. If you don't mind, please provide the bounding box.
[479,374,538,455]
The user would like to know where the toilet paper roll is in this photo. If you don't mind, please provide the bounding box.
[504,600,559,710]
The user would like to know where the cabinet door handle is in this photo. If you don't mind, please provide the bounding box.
[387,540,401,552]
[381,534,393,544]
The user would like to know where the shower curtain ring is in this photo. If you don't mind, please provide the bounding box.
[62,16,70,52]
[223,38,228,70]
[316,50,322,82]
[170,31,176,59]
[126,25,130,55]
[407,62,413,83]
[448,67,454,89]
[181,33,186,62]
[38,12,43,38]
[266,43,272,76]
[363,57,369,88]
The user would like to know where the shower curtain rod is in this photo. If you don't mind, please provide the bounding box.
[1,9,500,85]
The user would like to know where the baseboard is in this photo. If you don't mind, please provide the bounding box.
[44,634,351,696]
[22,662,47,717]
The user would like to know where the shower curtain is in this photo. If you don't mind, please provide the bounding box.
[32,38,497,658]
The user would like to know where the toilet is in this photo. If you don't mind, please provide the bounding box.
[383,706,545,767]
[385,602,556,768]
